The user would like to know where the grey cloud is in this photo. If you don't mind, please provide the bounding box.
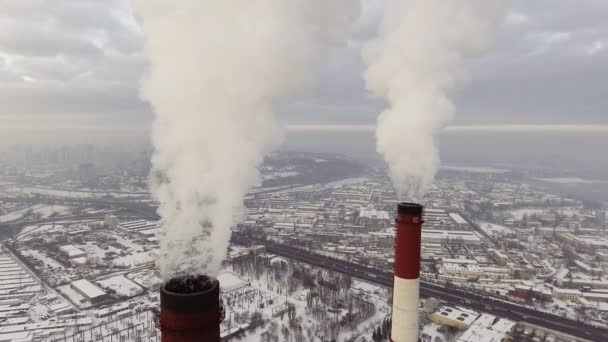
[0,20,103,58]
[0,81,145,115]
[452,0,608,124]
[0,0,147,124]
[0,0,606,136]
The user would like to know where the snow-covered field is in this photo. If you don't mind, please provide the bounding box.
[0,204,71,223]
[18,223,62,236]
[35,204,71,217]
[262,171,299,180]
[0,205,34,222]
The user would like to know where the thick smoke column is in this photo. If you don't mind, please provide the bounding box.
[364,0,507,199]
[132,1,359,279]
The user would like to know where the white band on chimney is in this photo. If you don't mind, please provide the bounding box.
[391,276,419,342]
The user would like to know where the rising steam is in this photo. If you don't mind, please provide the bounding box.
[364,0,507,200]
[132,1,359,279]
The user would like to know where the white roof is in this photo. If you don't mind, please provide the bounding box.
[554,287,581,295]
[449,213,468,224]
[71,257,87,265]
[59,245,85,258]
[422,230,481,242]
[434,306,478,326]
[70,279,106,299]
[457,326,507,342]
[457,314,515,342]
[442,258,478,264]
[138,228,159,236]
[0,331,32,341]
[359,207,389,220]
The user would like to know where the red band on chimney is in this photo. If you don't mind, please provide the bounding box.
[160,309,221,342]
[394,212,422,279]
[160,276,222,342]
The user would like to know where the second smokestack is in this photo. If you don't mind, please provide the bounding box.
[391,202,423,342]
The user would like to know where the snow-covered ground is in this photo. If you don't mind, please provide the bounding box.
[262,171,299,180]
[441,165,509,173]
[2,185,150,199]
[420,322,448,342]
[535,177,604,184]
[19,249,74,285]
[34,204,71,218]
[224,254,391,341]
[0,205,35,222]
[0,204,71,223]
[507,208,546,220]
[19,223,63,236]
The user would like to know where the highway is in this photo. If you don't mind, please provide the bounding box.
[232,233,607,341]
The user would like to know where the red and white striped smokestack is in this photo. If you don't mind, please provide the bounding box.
[160,275,223,342]
[391,202,423,342]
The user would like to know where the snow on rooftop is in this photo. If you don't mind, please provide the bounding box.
[457,313,515,342]
[97,276,144,297]
[70,279,106,300]
[449,213,468,224]
[59,245,85,258]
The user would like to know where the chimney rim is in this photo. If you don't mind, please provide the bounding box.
[162,275,218,296]
[397,202,423,216]
[161,275,220,313]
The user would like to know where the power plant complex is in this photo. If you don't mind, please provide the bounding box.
[157,202,424,341]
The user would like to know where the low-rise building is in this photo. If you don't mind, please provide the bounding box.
[69,279,108,304]
[429,306,479,329]
[59,245,85,259]
[552,287,581,301]
[457,313,515,342]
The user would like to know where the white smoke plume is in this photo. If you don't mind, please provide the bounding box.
[132,1,359,279]
[364,0,507,200]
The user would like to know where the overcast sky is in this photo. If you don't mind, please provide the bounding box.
[0,0,607,144]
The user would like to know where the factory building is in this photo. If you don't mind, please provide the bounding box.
[69,279,108,304]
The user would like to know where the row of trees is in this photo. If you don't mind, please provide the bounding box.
[371,317,391,341]
[230,252,381,341]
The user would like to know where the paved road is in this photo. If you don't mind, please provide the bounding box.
[232,234,606,341]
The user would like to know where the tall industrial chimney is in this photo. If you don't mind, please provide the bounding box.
[391,202,423,342]
[160,275,223,342]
